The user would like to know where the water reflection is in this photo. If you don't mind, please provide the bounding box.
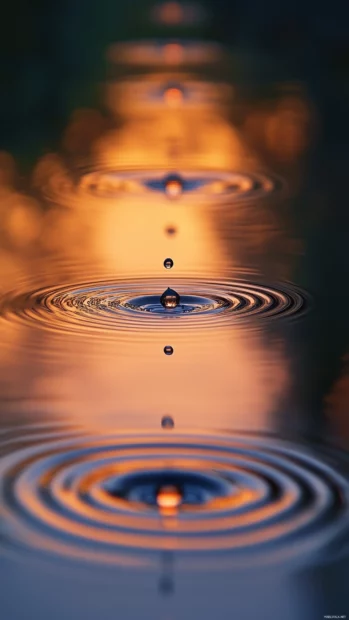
[1,426,348,569]
[0,9,349,620]
[107,40,223,68]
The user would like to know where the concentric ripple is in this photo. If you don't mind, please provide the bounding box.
[0,277,308,337]
[107,40,223,67]
[1,425,349,570]
[76,169,282,203]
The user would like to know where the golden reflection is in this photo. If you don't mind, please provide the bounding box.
[99,73,251,170]
[163,43,184,65]
[5,195,42,249]
[157,486,182,515]
[0,151,17,188]
[62,108,107,156]
[1,323,288,434]
[160,287,181,308]
[0,45,297,437]
[244,88,316,164]
[107,40,223,69]
[164,86,184,108]
[265,95,315,162]
[158,2,184,25]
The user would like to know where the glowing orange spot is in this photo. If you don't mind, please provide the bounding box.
[157,486,182,515]
[163,43,184,65]
[164,87,183,108]
[160,1,184,25]
[165,178,183,198]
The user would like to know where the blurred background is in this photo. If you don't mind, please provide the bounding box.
[1,0,349,164]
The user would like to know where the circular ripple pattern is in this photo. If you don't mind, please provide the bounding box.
[107,40,223,67]
[42,167,284,208]
[0,277,307,337]
[1,427,348,569]
[75,169,283,203]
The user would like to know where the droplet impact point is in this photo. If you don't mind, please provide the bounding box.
[160,287,180,309]
[157,485,182,515]
[164,346,174,356]
[164,85,184,107]
[164,174,183,199]
[164,258,174,269]
[161,416,174,429]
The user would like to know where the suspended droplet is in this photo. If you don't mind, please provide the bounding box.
[164,258,174,269]
[164,174,183,199]
[157,485,182,515]
[160,287,180,309]
[164,346,174,356]
[165,225,177,236]
[161,415,174,429]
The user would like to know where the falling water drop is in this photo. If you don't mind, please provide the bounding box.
[160,287,180,309]
[164,346,174,356]
[165,225,177,236]
[164,258,174,269]
[161,416,174,429]
[164,174,183,199]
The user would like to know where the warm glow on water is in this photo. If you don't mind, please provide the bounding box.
[164,86,184,107]
[157,486,182,513]
[163,43,185,65]
[1,11,349,620]
[159,2,184,25]
[0,67,313,437]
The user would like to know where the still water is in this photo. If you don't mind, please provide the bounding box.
[1,7,349,620]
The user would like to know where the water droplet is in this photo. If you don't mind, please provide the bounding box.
[164,258,174,269]
[165,225,177,236]
[161,416,174,429]
[164,175,183,199]
[164,346,174,356]
[160,287,180,309]
[157,486,182,514]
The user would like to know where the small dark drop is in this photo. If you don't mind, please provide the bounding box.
[164,258,174,269]
[164,346,174,356]
[160,287,180,309]
[166,226,177,236]
[161,416,174,429]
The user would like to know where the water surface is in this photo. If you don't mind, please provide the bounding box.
[1,8,349,619]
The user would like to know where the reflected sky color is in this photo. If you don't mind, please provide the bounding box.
[1,10,349,620]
